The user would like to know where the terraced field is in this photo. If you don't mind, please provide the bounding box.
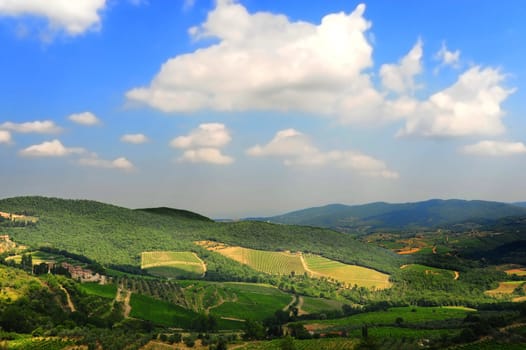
[141,251,206,279]
[303,254,391,289]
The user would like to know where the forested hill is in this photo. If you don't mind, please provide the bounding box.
[0,196,399,273]
[136,207,213,222]
[262,199,526,234]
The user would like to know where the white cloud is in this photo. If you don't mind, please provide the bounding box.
[178,148,234,165]
[121,133,149,144]
[247,129,398,179]
[1,120,62,134]
[68,112,101,126]
[19,139,85,157]
[171,123,234,164]
[435,42,460,68]
[462,140,526,156]
[126,1,375,119]
[79,154,135,171]
[171,123,231,149]
[0,130,12,144]
[125,1,515,138]
[0,0,107,36]
[398,67,514,138]
[380,39,423,94]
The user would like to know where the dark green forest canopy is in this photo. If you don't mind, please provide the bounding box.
[0,196,400,273]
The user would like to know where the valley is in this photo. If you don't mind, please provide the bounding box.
[0,196,525,349]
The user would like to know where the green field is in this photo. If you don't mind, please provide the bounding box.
[238,338,358,350]
[304,254,391,289]
[79,282,117,299]
[141,251,205,279]
[300,296,345,314]
[5,336,73,350]
[129,293,197,328]
[209,283,293,322]
[302,306,474,330]
[400,263,457,279]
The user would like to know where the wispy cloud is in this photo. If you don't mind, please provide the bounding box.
[121,133,149,144]
[79,154,135,171]
[68,112,101,126]
[1,120,62,134]
[19,139,85,157]
[247,129,398,179]
[462,140,526,156]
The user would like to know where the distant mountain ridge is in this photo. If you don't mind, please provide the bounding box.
[259,199,526,234]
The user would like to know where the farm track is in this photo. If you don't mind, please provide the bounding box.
[454,271,459,280]
[59,285,76,312]
[282,294,297,311]
[116,286,132,318]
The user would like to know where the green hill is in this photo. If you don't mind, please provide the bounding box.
[262,199,526,234]
[136,207,213,222]
[0,196,399,274]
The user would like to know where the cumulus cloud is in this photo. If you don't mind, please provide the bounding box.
[398,67,514,138]
[171,123,234,164]
[1,120,62,134]
[380,39,423,94]
[462,140,526,156]
[79,154,135,171]
[127,1,376,120]
[171,123,231,149]
[19,139,85,157]
[121,133,149,144]
[435,42,460,68]
[247,129,398,179]
[0,130,12,144]
[125,0,515,138]
[178,148,234,165]
[68,112,101,126]
[0,0,107,37]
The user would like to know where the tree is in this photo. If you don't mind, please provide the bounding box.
[243,319,265,340]
[20,253,33,273]
[280,336,296,350]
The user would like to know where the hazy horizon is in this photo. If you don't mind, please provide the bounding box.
[1,1,525,218]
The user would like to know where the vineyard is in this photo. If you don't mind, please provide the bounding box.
[303,254,391,289]
[199,241,392,289]
[215,246,306,275]
[141,251,206,279]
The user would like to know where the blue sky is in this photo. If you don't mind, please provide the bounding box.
[0,0,525,218]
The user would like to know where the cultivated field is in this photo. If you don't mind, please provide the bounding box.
[303,254,391,289]
[302,306,474,330]
[485,281,526,297]
[198,241,391,289]
[217,246,306,275]
[141,251,206,279]
[400,263,457,279]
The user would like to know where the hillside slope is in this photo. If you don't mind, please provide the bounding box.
[263,199,526,233]
[0,196,399,273]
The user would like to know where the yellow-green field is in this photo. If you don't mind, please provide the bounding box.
[303,254,391,289]
[485,281,526,297]
[141,251,206,279]
[198,241,391,289]
[217,246,306,275]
